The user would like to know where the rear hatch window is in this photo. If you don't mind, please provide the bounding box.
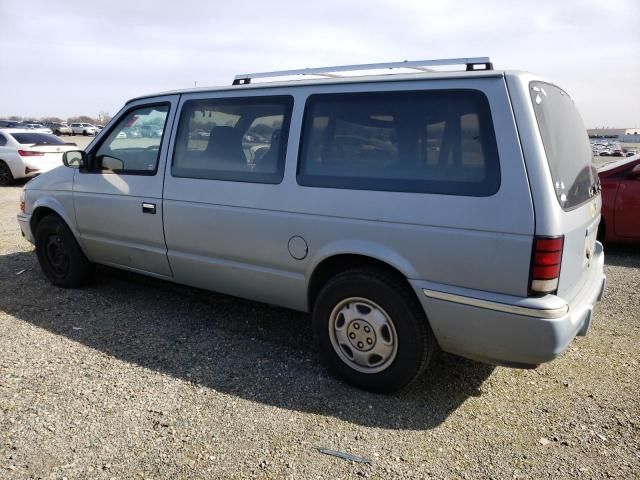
[530,82,598,210]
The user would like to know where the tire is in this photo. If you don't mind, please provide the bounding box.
[83,130,88,136]
[35,215,94,288]
[0,161,14,186]
[313,267,435,393]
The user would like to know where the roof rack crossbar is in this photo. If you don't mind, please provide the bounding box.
[232,57,492,85]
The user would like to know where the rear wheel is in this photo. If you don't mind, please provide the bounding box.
[35,215,94,287]
[313,268,435,393]
[0,161,13,186]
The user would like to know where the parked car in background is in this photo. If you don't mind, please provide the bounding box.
[598,154,640,244]
[625,149,637,157]
[47,123,73,136]
[122,127,141,138]
[70,123,98,136]
[611,149,625,157]
[0,120,22,129]
[139,125,163,137]
[0,129,77,185]
[24,123,54,134]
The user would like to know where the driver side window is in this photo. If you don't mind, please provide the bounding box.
[94,104,169,174]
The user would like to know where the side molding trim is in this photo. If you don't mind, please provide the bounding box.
[423,289,569,319]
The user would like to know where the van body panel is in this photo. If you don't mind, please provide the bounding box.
[73,95,180,277]
[413,241,604,366]
[162,77,535,305]
[506,73,602,303]
[20,67,606,378]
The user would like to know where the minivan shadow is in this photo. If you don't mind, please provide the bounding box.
[0,250,494,430]
[603,244,640,268]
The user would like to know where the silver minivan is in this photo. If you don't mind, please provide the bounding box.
[17,58,606,392]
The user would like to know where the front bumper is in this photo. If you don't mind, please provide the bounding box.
[410,242,606,367]
[17,212,34,244]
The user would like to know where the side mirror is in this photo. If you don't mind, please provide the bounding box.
[62,150,87,168]
[628,164,640,179]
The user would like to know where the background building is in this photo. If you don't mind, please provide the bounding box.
[588,127,640,142]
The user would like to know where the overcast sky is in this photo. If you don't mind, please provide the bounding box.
[0,0,638,127]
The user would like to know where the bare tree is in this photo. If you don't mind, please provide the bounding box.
[41,116,64,123]
[68,115,99,124]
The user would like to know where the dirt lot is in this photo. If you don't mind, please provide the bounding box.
[0,183,638,479]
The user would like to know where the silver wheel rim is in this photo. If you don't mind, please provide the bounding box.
[328,297,398,374]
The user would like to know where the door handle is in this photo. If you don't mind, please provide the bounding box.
[142,202,156,214]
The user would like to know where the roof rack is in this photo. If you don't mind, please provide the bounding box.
[232,57,493,85]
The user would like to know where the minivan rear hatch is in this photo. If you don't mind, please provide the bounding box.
[530,81,600,302]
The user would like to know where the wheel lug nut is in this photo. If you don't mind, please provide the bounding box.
[357,342,363,348]
[349,333,356,339]
[367,338,373,345]
[364,326,370,333]
[354,323,360,329]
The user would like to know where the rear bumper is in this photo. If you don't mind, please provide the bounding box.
[410,242,606,367]
[17,212,34,244]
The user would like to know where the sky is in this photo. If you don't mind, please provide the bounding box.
[0,0,638,127]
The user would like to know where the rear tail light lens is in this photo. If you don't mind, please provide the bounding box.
[529,236,564,295]
[18,149,44,157]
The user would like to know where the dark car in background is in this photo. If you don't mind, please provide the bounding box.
[0,120,23,129]
[598,154,640,244]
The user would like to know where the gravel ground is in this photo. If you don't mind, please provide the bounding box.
[0,183,638,479]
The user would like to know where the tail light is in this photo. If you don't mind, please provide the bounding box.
[529,236,564,295]
[18,150,44,157]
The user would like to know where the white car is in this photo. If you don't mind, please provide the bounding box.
[69,123,98,136]
[0,129,77,185]
[24,123,54,134]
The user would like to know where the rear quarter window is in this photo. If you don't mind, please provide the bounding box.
[530,82,597,210]
[297,89,500,196]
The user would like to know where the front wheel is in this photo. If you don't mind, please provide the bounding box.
[313,268,435,393]
[35,215,94,287]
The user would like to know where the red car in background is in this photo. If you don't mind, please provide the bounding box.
[598,154,640,244]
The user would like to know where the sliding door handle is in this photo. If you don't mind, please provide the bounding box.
[142,202,156,214]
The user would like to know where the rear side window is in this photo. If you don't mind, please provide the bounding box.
[297,90,500,196]
[530,82,597,210]
[172,96,293,184]
[9,133,65,145]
